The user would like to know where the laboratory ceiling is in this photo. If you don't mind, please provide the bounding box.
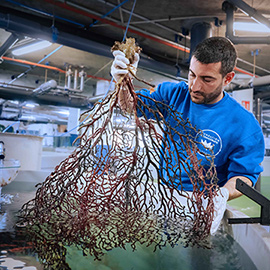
[0,0,270,127]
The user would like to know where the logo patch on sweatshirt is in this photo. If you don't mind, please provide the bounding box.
[195,129,222,156]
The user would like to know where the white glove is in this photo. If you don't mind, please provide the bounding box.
[111,50,140,83]
[111,50,139,113]
[210,187,229,235]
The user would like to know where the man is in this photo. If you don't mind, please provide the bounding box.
[111,37,265,234]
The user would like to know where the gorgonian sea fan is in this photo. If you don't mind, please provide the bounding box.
[18,38,219,268]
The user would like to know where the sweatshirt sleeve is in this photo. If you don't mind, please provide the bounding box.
[227,130,265,186]
[136,81,187,119]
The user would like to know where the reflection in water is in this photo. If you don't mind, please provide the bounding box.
[0,187,14,205]
[63,229,257,270]
[0,255,37,270]
[0,180,257,270]
[0,230,43,270]
[0,225,257,270]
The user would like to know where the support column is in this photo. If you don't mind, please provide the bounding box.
[68,107,80,145]
[255,96,262,192]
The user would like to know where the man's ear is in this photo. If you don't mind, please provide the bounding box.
[224,71,235,86]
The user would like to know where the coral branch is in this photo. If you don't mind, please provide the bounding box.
[18,38,219,268]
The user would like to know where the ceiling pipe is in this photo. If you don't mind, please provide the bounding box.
[237,58,270,74]
[226,74,270,91]
[0,5,258,79]
[223,1,270,44]
[32,79,57,95]
[189,22,212,60]
[2,0,189,54]
[234,66,258,78]
[250,75,270,87]
[36,1,258,78]
[2,56,66,73]
[228,0,270,28]
[45,0,189,53]
[2,56,112,82]
[94,0,191,39]
[0,11,114,58]
[0,11,179,78]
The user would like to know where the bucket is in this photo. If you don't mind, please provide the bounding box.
[0,133,43,171]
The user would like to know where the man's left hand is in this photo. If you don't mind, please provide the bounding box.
[210,187,229,235]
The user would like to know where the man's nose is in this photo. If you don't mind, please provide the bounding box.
[191,77,202,91]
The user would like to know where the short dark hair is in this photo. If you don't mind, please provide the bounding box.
[192,37,237,77]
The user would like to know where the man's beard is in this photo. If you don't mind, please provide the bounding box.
[189,82,223,104]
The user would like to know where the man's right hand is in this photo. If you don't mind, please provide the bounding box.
[111,50,140,83]
[111,50,140,113]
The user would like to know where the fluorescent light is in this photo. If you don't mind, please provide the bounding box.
[58,110,70,116]
[21,115,36,121]
[234,22,270,33]
[25,103,36,108]
[10,100,19,105]
[12,40,52,56]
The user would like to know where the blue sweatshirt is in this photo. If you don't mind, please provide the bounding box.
[137,81,264,191]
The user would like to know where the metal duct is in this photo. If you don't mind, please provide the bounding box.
[0,32,20,57]
[223,1,270,44]
[189,22,212,59]
[0,9,178,78]
[0,84,92,109]
[0,11,111,56]
[227,75,270,91]
[228,0,270,28]
[250,75,270,87]
[32,80,57,95]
